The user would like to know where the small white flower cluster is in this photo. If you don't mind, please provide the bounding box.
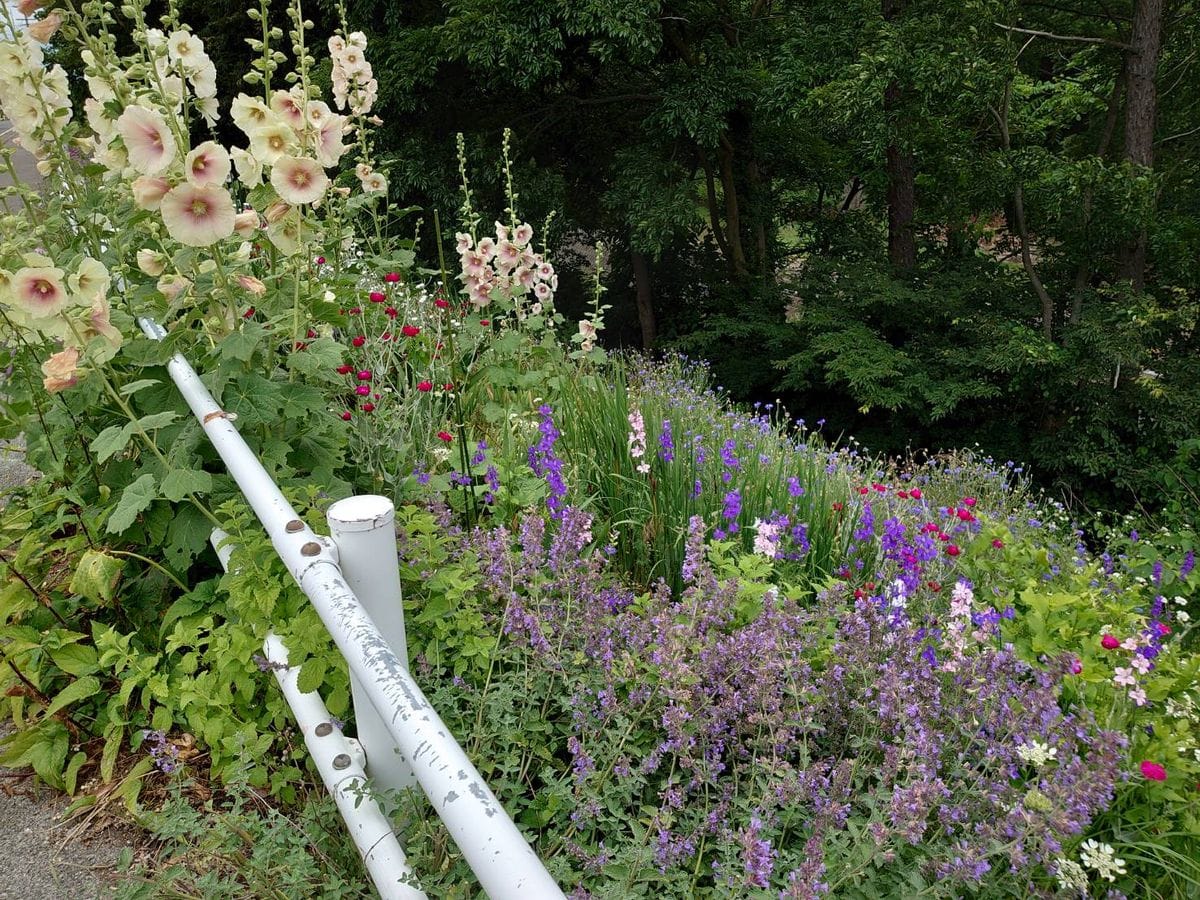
[0,30,72,155]
[752,518,782,558]
[1079,839,1126,882]
[456,223,556,311]
[1052,858,1088,894]
[329,32,378,118]
[1015,739,1058,768]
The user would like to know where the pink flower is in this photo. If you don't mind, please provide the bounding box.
[159,183,236,246]
[351,335,365,347]
[1140,761,1167,781]
[385,307,398,319]
[909,488,922,500]
[1112,666,1136,688]
[362,402,375,412]
[41,347,80,393]
[1101,634,1120,650]
[962,496,976,507]
[992,539,1004,549]
[236,274,266,296]
[11,265,67,319]
[233,209,260,237]
[417,381,432,392]
[117,105,177,175]
[945,544,960,557]
[340,411,352,421]
[131,175,171,211]
[369,291,386,303]
[1129,687,1148,706]
[316,256,326,265]
[1070,659,1082,675]
[436,430,453,443]
[270,155,329,205]
[401,324,420,337]
[184,141,231,188]
[384,272,400,283]
[355,385,370,396]
[336,364,352,375]
[357,370,372,381]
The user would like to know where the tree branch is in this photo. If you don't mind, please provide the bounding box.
[993,22,1130,49]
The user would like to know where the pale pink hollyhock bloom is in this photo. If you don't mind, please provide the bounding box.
[88,295,122,346]
[513,223,533,246]
[534,281,552,301]
[131,175,171,210]
[249,122,298,165]
[355,162,373,181]
[68,257,110,302]
[328,36,346,54]
[27,12,63,43]
[578,320,597,341]
[136,249,166,276]
[515,266,535,289]
[12,265,67,318]
[262,199,292,224]
[185,141,230,187]
[159,183,236,246]
[41,347,80,392]
[360,171,387,193]
[270,90,306,130]
[236,274,267,296]
[455,233,473,253]
[117,105,177,175]
[519,247,537,269]
[305,99,332,129]
[476,237,496,260]
[271,155,329,206]
[17,0,46,15]
[316,116,348,167]
[156,273,192,301]
[230,93,273,134]
[494,222,509,243]
[462,251,487,279]
[495,240,520,269]
[232,209,260,237]
[231,147,262,187]
[536,262,554,280]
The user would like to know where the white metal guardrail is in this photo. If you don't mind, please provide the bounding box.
[139,317,564,899]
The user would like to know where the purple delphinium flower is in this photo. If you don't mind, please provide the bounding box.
[658,419,675,462]
[528,405,566,520]
[787,476,804,498]
[720,439,740,469]
[1181,550,1195,580]
[722,490,742,533]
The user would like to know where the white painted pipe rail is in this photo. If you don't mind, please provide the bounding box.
[140,318,564,899]
[210,529,424,899]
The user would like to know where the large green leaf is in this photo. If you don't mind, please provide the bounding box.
[106,473,158,534]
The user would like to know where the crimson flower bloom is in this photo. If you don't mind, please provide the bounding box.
[909,488,923,500]
[1070,659,1083,674]
[340,411,352,421]
[1140,761,1167,781]
[417,380,433,392]
[369,291,386,303]
[352,335,365,347]
[1101,634,1120,650]
[336,364,352,375]
[357,370,372,381]
[992,538,1004,549]
[897,490,909,499]
[434,298,450,309]
[384,272,400,283]
[479,319,490,326]
[831,501,843,511]
[362,402,375,412]
[436,430,453,443]
[401,324,420,337]
[858,486,869,495]
[385,306,398,318]
[355,385,370,396]
[945,544,961,556]
[348,306,362,315]
[315,256,326,265]
[243,307,255,318]
[963,496,977,507]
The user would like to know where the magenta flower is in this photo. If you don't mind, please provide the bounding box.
[1140,761,1167,781]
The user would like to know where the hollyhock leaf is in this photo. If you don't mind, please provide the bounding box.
[160,468,212,502]
[69,550,125,605]
[106,473,158,534]
[90,422,135,464]
[285,337,343,382]
[164,505,212,570]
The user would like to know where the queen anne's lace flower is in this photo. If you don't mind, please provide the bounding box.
[1080,839,1127,882]
[1053,858,1088,893]
[1015,740,1058,768]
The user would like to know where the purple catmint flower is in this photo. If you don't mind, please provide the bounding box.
[1181,550,1195,580]
[739,816,775,888]
[1152,559,1163,585]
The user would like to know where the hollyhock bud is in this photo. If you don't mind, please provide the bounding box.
[356,385,370,396]
[384,272,400,283]
[401,324,420,337]
[336,364,352,375]
[362,402,375,412]
[233,209,260,237]
[263,199,292,223]
[136,249,167,276]
[417,380,432,392]
[1140,761,1167,781]
[1101,634,1120,650]
[236,274,267,296]
[369,291,386,303]
[340,411,352,421]
[437,430,453,443]
[945,544,961,557]
[352,335,365,347]
[357,370,372,381]
[909,488,922,500]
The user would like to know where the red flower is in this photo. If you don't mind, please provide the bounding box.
[865,582,876,591]
[336,364,352,375]
[417,380,433,392]
[927,580,942,592]
[854,589,864,600]
[434,298,451,309]
[385,306,398,319]
[352,335,366,347]
[897,490,909,499]
[381,332,392,341]
[945,544,961,557]
[1157,622,1171,635]
[443,382,454,391]
[401,324,420,337]
[1100,634,1120,650]
[369,291,386,303]
[356,385,370,396]
[315,256,326,265]
[357,370,372,381]
[384,272,400,283]
[956,508,974,522]
[1140,761,1167,782]
[858,486,869,495]
[362,402,375,412]
[992,539,1004,549]
[294,341,307,350]
[479,319,490,326]
[963,496,977,507]
[340,411,352,421]
[348,306,362,315]
[872,483,886,492]
[307,329,317,338]
[909,488,922,500]
[831,501,844,512]
[243,307,255,318]
[436,430,453,443]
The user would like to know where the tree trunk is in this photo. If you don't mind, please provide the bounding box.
[1117,0,1164,290]
[717,136,749,276]
[701,152,736,270]
[883,0,916,273]
[631,249,656,351]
